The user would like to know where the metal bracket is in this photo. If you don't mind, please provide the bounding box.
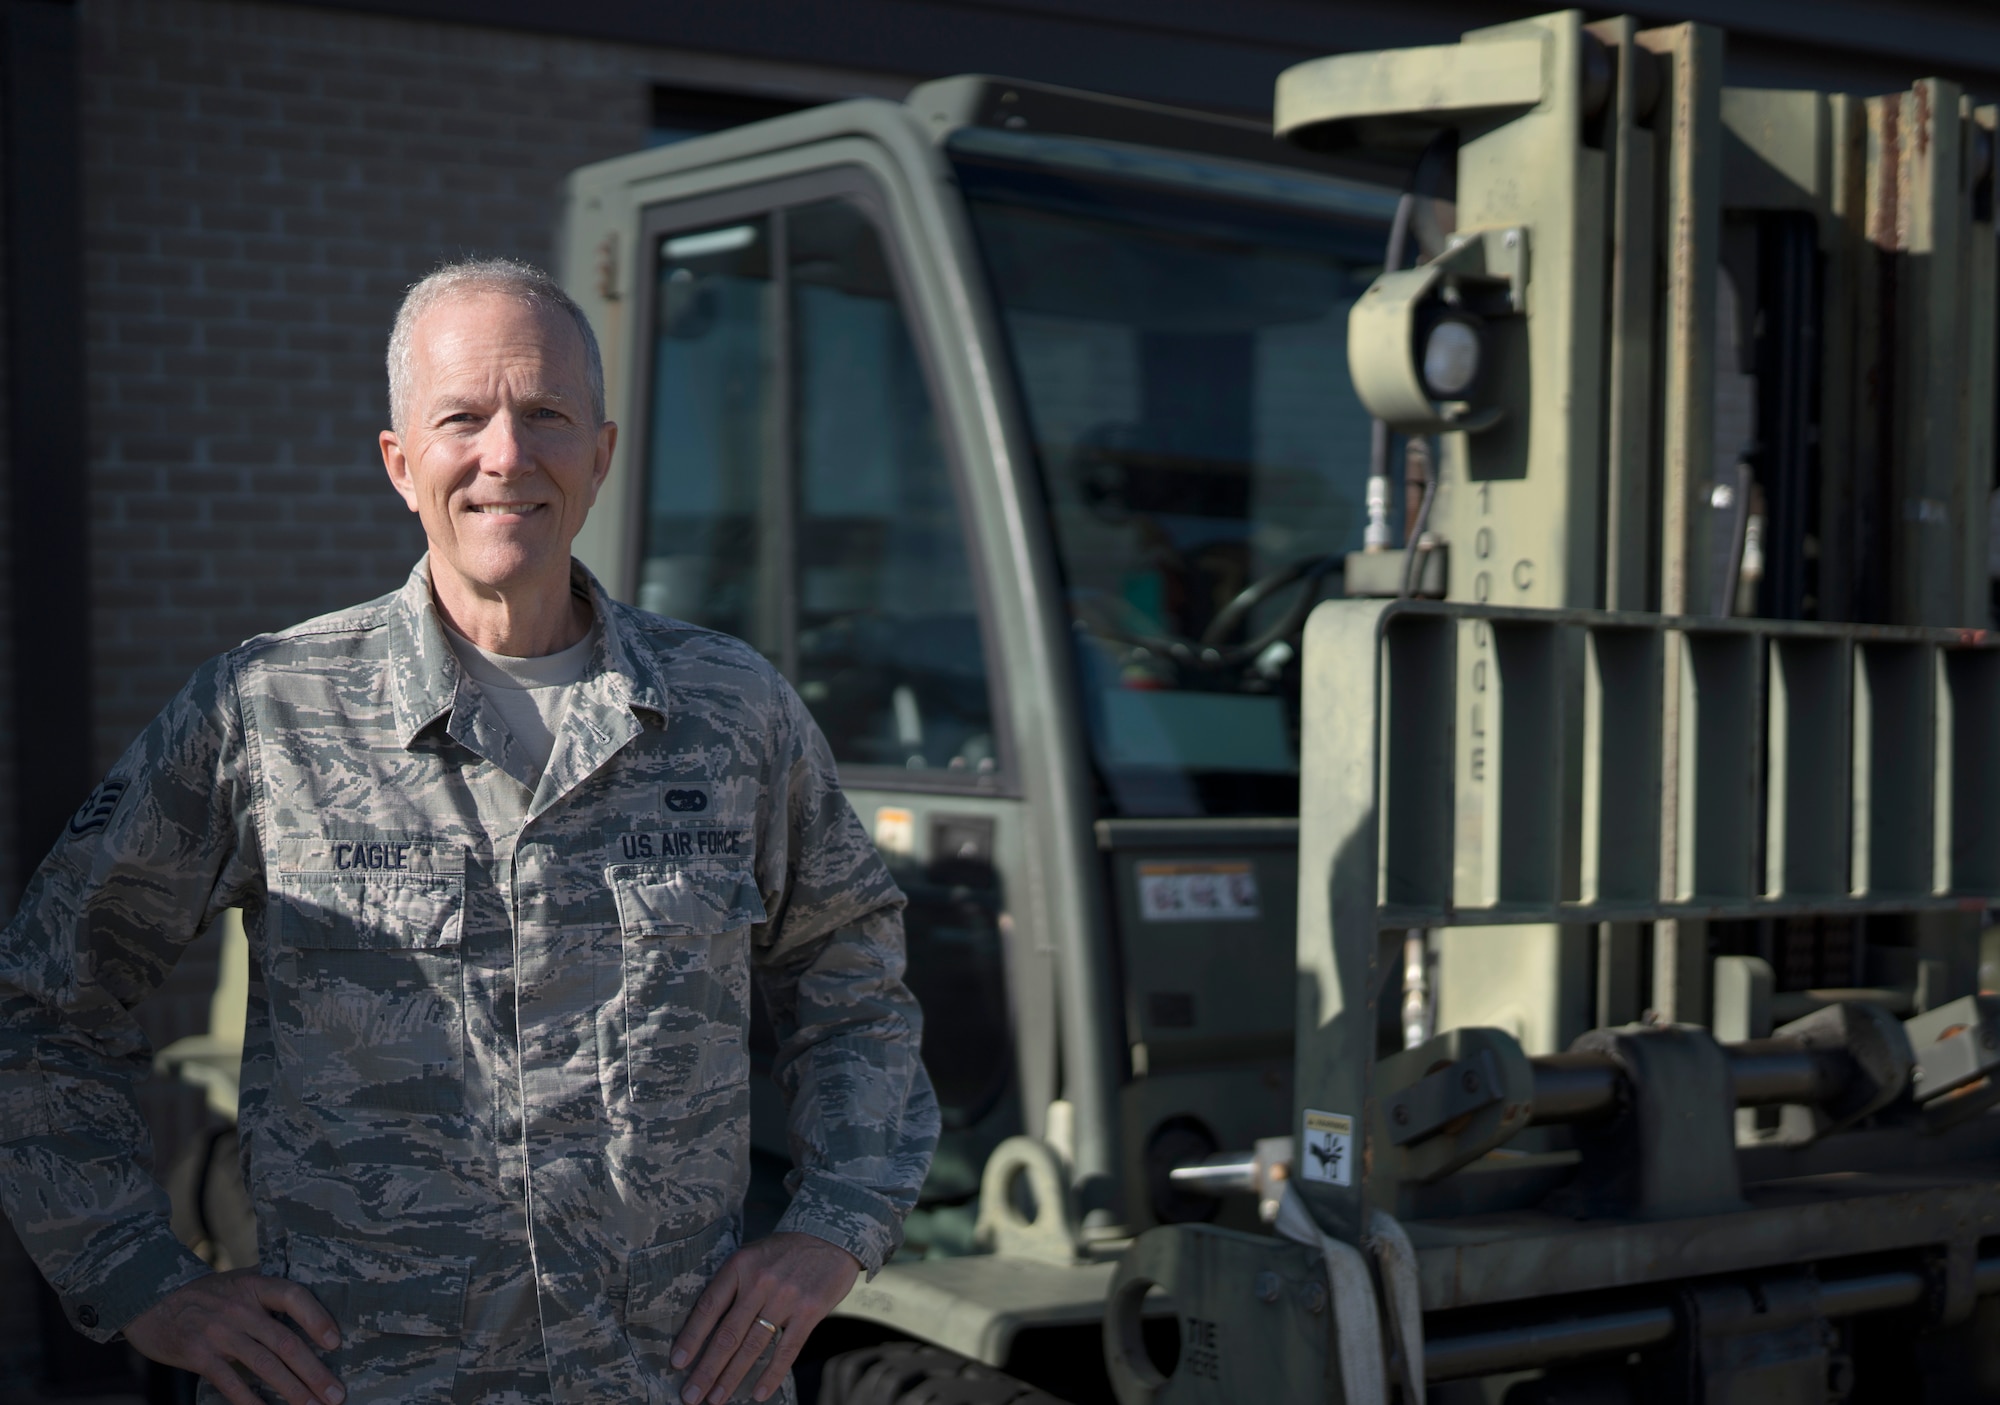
[1384,1049,1504,1146]
[1922,1239,1981,1327]
[973,1136,1085,1265]
[1435,226,1531,313]
[1550,1024,1744,1220]
[1373,1027,1535,1185]
[1347,226,1528,434]
[1906,995,2000,1126]
[1775,999,1915,1139]
[1672,1274,1831,1405]
[1343,542,1448,599]
[1712,954,1775,1041]
[1103,1223,1336,1405]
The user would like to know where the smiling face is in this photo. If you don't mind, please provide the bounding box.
[379,291,615,608]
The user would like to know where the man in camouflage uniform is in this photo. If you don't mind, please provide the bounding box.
[0,260,939,1405]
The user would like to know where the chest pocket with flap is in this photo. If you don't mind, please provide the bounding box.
[609,860,765,1111]
[272,844,467,1116]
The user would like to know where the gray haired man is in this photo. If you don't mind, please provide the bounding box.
[0,259,939,1404]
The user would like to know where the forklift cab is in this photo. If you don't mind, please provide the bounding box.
[559,77,1399,1246]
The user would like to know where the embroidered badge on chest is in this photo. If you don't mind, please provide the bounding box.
[664,786,709,814]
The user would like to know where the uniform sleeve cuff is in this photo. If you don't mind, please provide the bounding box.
[65,1226,210,1342]
[775,1170,905,1278]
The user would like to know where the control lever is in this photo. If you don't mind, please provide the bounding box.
[1168,1135,1295,1222]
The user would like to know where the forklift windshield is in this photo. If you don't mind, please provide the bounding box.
[954,133,1395,816]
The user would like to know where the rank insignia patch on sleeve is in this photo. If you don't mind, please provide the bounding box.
[67,779,128,837]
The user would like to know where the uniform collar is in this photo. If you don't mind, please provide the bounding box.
[388,555,671,756]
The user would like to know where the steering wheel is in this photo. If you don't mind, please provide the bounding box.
[1198,552,1342,664]
[1075,552,1341,673]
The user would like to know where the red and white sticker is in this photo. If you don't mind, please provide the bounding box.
[1136,861,1261,922]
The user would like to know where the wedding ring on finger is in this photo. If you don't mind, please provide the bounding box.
[754,1316,782,1347]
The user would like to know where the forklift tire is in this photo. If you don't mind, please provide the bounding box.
[818,1342,1071,1405]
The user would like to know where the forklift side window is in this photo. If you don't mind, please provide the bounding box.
[640,200,997,778]
[789,201,997,776]
[641,216,779,657]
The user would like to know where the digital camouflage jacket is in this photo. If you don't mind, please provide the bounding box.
[0,559,939,1403]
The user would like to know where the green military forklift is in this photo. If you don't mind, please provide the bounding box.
[162,8,2000,1400]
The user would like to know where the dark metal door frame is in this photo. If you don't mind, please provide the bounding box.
[4,0,93,908]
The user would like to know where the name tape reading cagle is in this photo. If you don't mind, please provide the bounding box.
[297,839,461,874]
[332,841,414,871]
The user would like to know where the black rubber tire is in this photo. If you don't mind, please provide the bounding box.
[818,1342,1071,1405]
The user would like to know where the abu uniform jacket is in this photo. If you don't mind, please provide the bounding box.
[0,559,939,1403]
